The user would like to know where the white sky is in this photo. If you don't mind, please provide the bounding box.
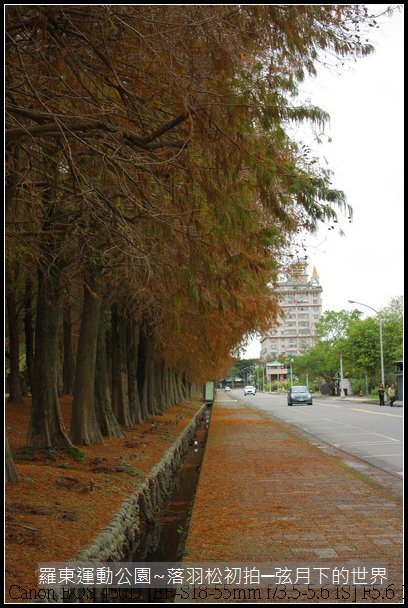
[243,5,404,359]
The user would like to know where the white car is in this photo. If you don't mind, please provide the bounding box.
[244,385,256,395]
[224,386,231,392]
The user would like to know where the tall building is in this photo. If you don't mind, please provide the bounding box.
[260,264,322,360]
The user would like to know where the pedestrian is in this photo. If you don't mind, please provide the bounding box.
[388,384,396,407]
[378,384,385,406]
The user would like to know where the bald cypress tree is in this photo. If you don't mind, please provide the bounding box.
[6,5,387,443]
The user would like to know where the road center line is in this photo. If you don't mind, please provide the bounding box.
[368,453,404,458]
[316,431,379,437]
[289,408,401,439]
[338,440,400,446]
[351,408,403,418]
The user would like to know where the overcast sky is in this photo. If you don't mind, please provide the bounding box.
[243,5,404,359]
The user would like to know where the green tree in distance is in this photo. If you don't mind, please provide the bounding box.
[292,299,403,390]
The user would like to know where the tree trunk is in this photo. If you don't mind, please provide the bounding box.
[27,264,73,448]
[6,289,23,404]
[6,433,18,484]
[105,323,112,395]
[127,319,143,424]
[167,368,176,407]
[162,365,169,409]
[168,368,177,406]
[5,143,21,219]
[56,318,64,397]
[6,146,23,402]
[183,373,192,399]
[160,362,168,411]
[175,370,185,403]
[95,311,125,438]
[147,354,158,416]
[62,306,75,394]
[70,275,103,445]
[111,304,132,427]
[153,359,166,414]
[24,278,34,394]
[137,325,149,422]
[138,326,161,419]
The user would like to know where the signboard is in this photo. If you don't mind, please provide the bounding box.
[204,381,215,405]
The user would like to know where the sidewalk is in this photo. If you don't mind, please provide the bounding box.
[180,393,403,602]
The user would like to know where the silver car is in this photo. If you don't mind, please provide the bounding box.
[288,385,313,406]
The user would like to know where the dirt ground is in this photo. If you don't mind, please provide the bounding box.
[5,394,201,599]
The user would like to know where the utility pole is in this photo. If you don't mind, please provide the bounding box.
[348,300,385,389]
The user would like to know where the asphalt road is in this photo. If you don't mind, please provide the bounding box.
[226,389,403,478]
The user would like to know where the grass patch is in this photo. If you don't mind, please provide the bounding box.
[99,486,122,496]
[13,447,36,461]
[160,433,178,442]
[64,447,87,462]
[115,463,144,478]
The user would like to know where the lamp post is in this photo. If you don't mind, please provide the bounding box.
[241,366,254,388]
[348,300,385,388]
[266,363,272,392]
[288,358,294,387]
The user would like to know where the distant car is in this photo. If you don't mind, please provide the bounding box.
[224,386,231,392]
[244,385,256,395]
[288,385,313,406]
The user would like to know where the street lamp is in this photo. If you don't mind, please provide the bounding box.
[241,366,254,387]
[348,300,385,388]
[287,358,294,387]
[339,353,345,399]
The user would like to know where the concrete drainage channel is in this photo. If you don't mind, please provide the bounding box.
[123,413,210,603]
[53,403,211,603]
[131,420,209,563]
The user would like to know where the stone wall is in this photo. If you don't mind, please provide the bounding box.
[78,404,206,562]
[45,403,207,601]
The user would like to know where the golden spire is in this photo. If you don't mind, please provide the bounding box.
[311,266,319,282]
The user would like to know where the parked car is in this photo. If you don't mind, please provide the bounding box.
[288,385,313,406]
[224,386,231,392]
[244,385,256,395]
